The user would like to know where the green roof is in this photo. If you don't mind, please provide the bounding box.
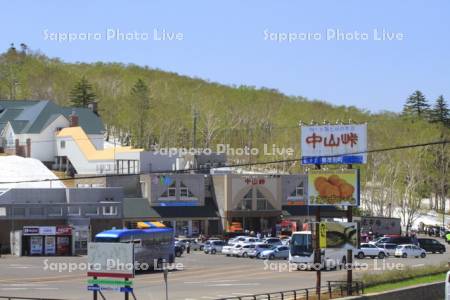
[0,100,104,134]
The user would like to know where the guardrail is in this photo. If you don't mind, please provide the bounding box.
[215,280,364,300]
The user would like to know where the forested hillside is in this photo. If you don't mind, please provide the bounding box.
[0,44,449,226]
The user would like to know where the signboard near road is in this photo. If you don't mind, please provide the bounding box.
[314,222,357,249]
[307,169,360,206]
[301,124,367,165]
[87,242,134,278]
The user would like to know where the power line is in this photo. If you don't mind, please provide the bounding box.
[0,139,448,184]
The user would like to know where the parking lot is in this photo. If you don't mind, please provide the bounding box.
[0,243,449,300]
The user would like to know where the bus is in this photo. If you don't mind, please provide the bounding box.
[95,227,175,269]
[289,230,350,270]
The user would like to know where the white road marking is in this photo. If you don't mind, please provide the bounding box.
[1,287,28,290]
[412,264,425,267]
[207,283,260,287]
[184,279,238,284]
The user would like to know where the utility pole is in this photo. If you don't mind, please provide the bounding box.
[192,109,199,149]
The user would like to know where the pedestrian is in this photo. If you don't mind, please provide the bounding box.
[186,241,191,254]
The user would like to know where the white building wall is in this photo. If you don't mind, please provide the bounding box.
[56,136,114,175]
[21,116,69,162]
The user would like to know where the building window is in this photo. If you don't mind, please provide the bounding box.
[180,182,194,198]
[0,207,6,216]
[290,182,304,197]
[60,140,66,149]
[12,207,26,216]
[103,206,118,216]
[68,206,81,216]
[256,189,274,210]
[85,206,99,216]
[236,189,253,210]
[48,206,63,217]
[29,207,45,216]
[160,182,177,198]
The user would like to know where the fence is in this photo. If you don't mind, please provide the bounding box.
[215,281,365,300]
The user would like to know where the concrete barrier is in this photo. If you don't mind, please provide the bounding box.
[341,281,444,300]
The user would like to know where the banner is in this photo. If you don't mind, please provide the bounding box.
[324,222,357,249]
[301,124,367,165]
[308,169,360,206]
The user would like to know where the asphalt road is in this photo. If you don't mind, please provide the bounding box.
[0,246,449,300]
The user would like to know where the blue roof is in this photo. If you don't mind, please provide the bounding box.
[96,228,173,238]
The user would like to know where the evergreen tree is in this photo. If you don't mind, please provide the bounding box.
[131,79,150,147]
[403,90,430,117]
[70,76,96,107]
[430,95,450,128]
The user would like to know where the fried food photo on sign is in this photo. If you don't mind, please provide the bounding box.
[314,175,355,201]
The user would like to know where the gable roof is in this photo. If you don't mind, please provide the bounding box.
[0,100,104,134]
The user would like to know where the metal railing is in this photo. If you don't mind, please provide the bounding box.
[215,280,364,300]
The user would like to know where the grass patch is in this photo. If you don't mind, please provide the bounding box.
[365,272,446,293]
[356,263,448,288]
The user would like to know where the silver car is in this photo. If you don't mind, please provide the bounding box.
[260,245,290,260]
[203,240,225,254]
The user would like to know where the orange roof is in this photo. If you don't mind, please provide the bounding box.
[57,127,142,161]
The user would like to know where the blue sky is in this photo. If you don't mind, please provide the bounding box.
[1,0,449,113]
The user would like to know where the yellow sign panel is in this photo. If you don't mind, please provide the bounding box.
[319,222,327,248]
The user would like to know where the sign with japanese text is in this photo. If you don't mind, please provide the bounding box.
[301,124,367,165]
[307,169,360,206]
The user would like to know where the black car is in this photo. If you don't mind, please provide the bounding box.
[417,238,446,253]
[175,245,184,257]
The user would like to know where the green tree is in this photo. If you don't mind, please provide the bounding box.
[130,79,150,148]
[403,90,430,117]
[429,95,450,128]
[70,76,96,107]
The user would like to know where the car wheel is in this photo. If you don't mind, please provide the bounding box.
[242,252,248,258]
[175,250,182,257]
[256,253,261,259]
[432,251,435,254]
[226,254,230,257]
[420,252,426,258]
[402,253,407,258]
[439,249,444,254]
[211,249,217,254]
[200,246,204,251]
[378,252,385,259]
[357,252,365,259]
[269,254,275,260]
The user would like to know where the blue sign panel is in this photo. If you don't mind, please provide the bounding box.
[301,155,364,165]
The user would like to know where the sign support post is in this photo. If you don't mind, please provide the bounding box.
[93,276,98,300]
[346,206,353,296]
[315,207,321,299]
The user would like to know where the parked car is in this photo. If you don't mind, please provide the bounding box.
[222,243,242,256]
[418,238,446,254]
[260,245,290,260]
[377,243,398,256]
[394,244,426,258]
[263,237,283,246]
[227,236,248,245]
[248,243,272,259]
[233,243,256,257]
[203,240,225,254]
[175,245,184,257]
[355,243,387,259]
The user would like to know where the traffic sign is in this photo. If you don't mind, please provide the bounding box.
[88,279,133,286]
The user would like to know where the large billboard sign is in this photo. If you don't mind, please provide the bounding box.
[87,242,134,278]
[301,124,367,165]
[307,169,360,206]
